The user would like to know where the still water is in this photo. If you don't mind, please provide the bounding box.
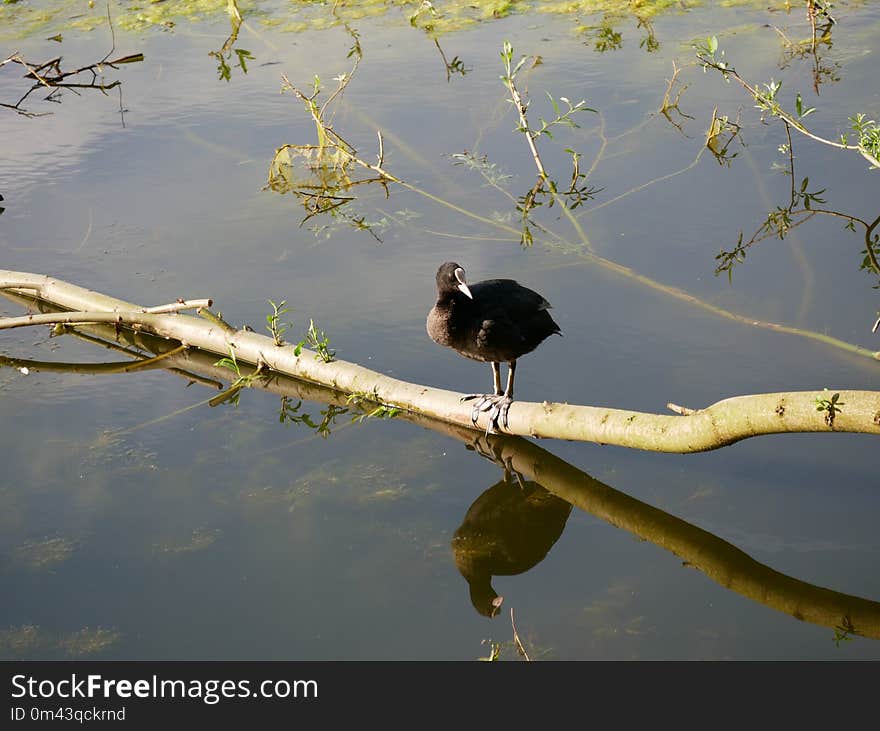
[1,1,878,659]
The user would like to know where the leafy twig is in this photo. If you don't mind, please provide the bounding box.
[695,36,880,168]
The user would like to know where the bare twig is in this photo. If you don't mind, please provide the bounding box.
[659,60,694,135]
[502,64,548,180]
[0,300,212,331]
[144,299,213,314]
[509,608,531,661]
[807,0,818,55]
[101,2,116,64]
[864,213,880,276]
[1,7,142,115]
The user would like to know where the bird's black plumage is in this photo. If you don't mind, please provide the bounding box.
[427,262,561,432]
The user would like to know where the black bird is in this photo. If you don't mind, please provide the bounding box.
[426,262,562,432]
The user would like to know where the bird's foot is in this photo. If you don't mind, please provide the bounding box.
[460,393,513,434]
[502,462,529,492]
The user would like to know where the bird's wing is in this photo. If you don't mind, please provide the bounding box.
[475,315,525,352]
[469,279,552,316]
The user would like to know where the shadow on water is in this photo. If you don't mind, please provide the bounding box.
[2,289,879,644]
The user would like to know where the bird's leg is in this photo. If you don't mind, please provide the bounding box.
[492,360,516,431]
[462,361,516,434]
[461,362,504,432]
[501,454,529,492]
[467,432,529,489]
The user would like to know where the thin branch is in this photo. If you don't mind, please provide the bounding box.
[864,213,880,276]
[510,608,531,661]
[503,70,548,180]
[785,122,796,205]
[698,53,879,167]
[807,0,818,55]
[658,60,694,136]
[0,300,213,331]
[2,11,142,115]
[101,2,116,64]
[144,299,213,314]
[0,311,162,331]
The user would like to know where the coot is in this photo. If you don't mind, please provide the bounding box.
[426,262,561,432]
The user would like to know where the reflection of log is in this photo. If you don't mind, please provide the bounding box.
[1,302,878,639]
[2,269,880,452]
[466,433,880,640]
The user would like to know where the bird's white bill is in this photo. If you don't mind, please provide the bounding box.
[454,267,473,299]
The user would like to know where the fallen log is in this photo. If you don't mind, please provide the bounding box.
[2,269,879,452]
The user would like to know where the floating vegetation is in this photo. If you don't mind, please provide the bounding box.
[0,624,42,658]
[0,624,121,659]
[57,626,122,657]
[0,0,231,38]
[12,536,77,570]
[0,0,810,42]
[153,527,222,554]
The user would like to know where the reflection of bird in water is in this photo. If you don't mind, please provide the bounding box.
[452,478,572,617]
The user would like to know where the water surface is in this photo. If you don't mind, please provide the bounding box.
[1,1,878,659]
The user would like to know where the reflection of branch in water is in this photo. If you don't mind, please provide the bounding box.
[636,16,659,53]
[658,60,694,137]
[208,0,253,82]
[408,0,470,81]
[715,129,880,310]
[579,17,623,53]
[433,39,469,83]
[264,27,397,241]
[772,21,838,95]
[509,608,531,661]
[0,5,143,117]
[0,345,187,377]
[280,396,348,438]
[704,106,743,167]
[5,314,878,642]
